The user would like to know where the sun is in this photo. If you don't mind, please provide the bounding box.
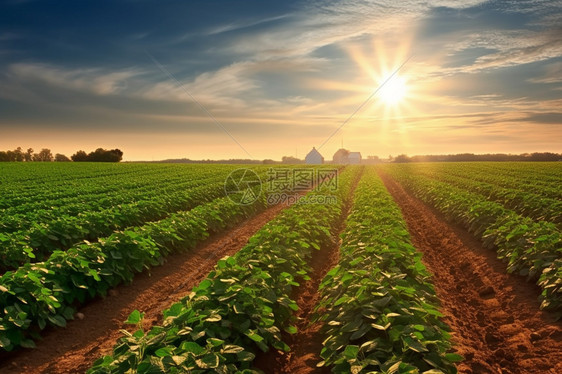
[378,74,407,106]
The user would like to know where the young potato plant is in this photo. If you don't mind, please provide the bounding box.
[0,189,267,352]
[384,165,562,314]
[0,179,229,272]
[316,168,460,373]
[87,167,361,373]
[410,165,562,228]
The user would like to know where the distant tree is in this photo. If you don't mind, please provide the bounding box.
[71,150,89,162]
[528,152,560,161]
[54,153,71,162]
[14,147,24,162]
[6,150,17,161]
[25,148,33,162]
[281,156,303,164]
[33,148,53,162]
[71,148,123,162]
[88,148,123,162]
[394,154,411,163]
[262,159,276,164]
[0,151,8,161]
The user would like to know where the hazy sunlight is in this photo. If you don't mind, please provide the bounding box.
[378,74,407,106]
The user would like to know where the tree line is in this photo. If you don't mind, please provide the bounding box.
[0,147,123,162]
[393,152,562,163]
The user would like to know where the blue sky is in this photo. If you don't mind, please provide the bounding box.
[1,0,561,160]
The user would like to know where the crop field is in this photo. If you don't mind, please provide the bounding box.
[0,162,561,374]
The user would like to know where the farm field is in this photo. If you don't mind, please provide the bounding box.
[0,162,561,374]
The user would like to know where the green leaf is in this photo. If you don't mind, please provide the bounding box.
[125,310,142,325]
[387,361,401,374]
[155,347,172,357]
[47,315,66,327]
[246,331,264,342]
[196,353,219,369]
[20,339,36,349]
[343,345,359,359]
[0,336,11,348]
[197,279,213,290]
[222,345,245,354]
[284,325,298,334]
[207,338,224,347]
[181,341,205,356]
[237,350,255,362]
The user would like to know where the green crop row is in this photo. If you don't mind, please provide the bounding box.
[383,165,562,313]
[87,167,359,373]
[316,167,459,373]
[0,170,224,232]
[409,165,561,226]
[0,164,295,272]
[0,163,184,206]
[427,162,562,201]
[0,180,228,272]
[0,188,268,352]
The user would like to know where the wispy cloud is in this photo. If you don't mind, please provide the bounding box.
[7,63,141,96]
[206,14,290,36]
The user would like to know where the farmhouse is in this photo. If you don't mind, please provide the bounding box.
[305,147,324,164]
[332,148,362,164]
[348,152,362,164]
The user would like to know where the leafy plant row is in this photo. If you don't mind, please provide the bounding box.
[432,162,562,201]
[0,170,224,232]
[411,166,562,227]
[0,188,269,352]
[0,164,295,272]
[0,163,184,207]
[383,165,562,313]
[477,162,562,185]
[316,167,459,374]
[0,180,228,272]
[87,167,360,373]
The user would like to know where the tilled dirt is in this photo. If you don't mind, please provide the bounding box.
[379,170,562,374]
[252,220,342,374]
[0,202,292,374]
[253,170,362,374]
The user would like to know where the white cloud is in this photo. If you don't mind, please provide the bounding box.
[8,63,141,95]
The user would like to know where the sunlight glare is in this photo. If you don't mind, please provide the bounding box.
[379,74,407,106]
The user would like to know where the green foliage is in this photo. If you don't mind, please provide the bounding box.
[316,168,458,373]
[0,188,267,352]
[87,167,361,373]
[383,163,562,314]
[0,173,238,271]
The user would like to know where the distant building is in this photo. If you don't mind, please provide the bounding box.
[348,152,362,164]
[305,147,324,164]
[332,148,350,164]
[332,148,362,164]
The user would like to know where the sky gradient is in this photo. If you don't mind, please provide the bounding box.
[1,0,561,161]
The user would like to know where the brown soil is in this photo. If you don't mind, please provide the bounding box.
[252,223,341,374]
[378,170,562,374]
[0,202,292,374]
[253,169,362,374]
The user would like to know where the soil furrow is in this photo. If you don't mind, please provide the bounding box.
[378,170,562,374]
[254,169,362,374]
[0,202,292,374]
